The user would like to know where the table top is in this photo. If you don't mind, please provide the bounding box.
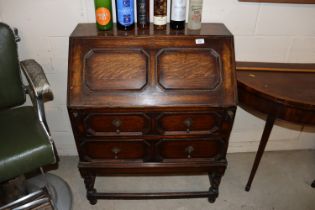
[236,62,315,125]
[237,62,315,110]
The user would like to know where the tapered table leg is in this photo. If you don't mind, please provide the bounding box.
[245,113,276,191]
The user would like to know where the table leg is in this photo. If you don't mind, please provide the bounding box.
[245,113,276,191]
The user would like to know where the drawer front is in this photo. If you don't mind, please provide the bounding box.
[157,138,224,160]
[157,112,223,135]
[84,113,150,136]
[81,140,149,161]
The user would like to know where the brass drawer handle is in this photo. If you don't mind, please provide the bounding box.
[112,147,121,159]
[185,146,194,158]
[112,119,122,134]
[184,118,192,133]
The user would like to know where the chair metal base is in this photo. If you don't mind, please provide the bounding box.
[0,173,72,210]
[0,187,52,210]
[26,173,72,210]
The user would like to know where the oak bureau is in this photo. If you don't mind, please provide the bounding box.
[67,23,237,204]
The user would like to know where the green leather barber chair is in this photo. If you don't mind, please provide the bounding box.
[0,22,72,209]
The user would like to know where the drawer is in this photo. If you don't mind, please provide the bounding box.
[156,138,224,160]
[81,140,149,161]
[83,113,150,136]
[157,112,224,135]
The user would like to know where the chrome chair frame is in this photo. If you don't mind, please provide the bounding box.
[0,25,71,210]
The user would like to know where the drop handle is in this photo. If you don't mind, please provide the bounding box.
[112,119,122,134]
[183,118,192,133]
[112,147,121,159]
[185,146,194,158]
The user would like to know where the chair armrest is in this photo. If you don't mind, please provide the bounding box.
[20,59,53,135]
[20,59,53,102]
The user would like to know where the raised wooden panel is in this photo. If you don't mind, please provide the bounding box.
[84,49,148,91]
[157,48,222,90]
[157,112,223,135]
[83,113,150,136]
[81,140,149,161]
[156,138,223,160]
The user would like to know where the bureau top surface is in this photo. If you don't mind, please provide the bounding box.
[70,23,232,38]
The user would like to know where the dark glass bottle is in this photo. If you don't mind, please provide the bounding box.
[115,0,135,30]
[154,0,167,30]
[170,0,187,30]
[94,0,113,30]
[137,0,150,29]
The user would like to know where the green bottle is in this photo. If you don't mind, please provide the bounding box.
[94,0,113,30]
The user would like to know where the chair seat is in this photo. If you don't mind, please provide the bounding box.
[0,106,55,183]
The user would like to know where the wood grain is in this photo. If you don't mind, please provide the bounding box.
[157,49,222,90]
[85,49,148,91]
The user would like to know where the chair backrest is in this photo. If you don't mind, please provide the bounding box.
[0,22,26,109]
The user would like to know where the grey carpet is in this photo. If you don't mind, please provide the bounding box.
[51,150,315,210]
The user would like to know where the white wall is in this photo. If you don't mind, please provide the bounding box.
[0,0,314,155]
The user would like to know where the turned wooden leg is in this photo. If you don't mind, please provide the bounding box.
[80,170,97,205]
[245,113,276,192]
[208,172,222,203]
